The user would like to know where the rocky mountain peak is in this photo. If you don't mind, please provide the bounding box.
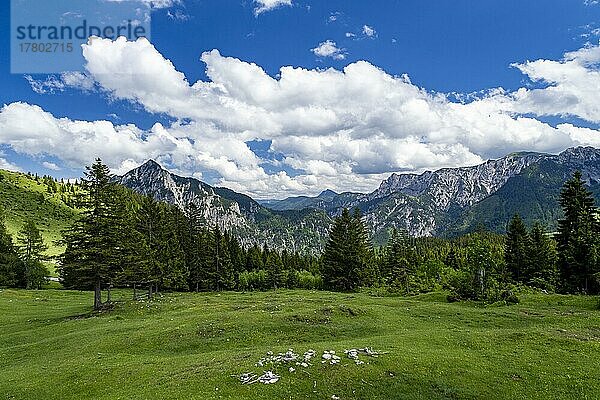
[318,189,338,199]
[139,159,163,171]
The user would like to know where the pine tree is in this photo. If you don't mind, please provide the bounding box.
[527,222,558,290]
[322,208,373,291]
[0,206,25,288]
[266,251,285,289]
[184,202,204,292]
[556,171,600,294]
[134,195,162,295]
[505,214,530,283]
[385,228,417,293]
[16,220,49,289]
[59,159,123,310]
[152,204,186,291]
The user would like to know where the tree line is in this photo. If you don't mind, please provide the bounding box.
[1,159,599,308]
[322,170,600,302]
[58,159,320,309]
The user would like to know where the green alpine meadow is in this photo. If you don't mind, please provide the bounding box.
[1,289,599,400]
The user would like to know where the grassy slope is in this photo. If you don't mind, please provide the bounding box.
[0,170,80,272]
[0,289,598,399]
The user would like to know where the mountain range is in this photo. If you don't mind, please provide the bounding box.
[117,160,332,253]
[116,146,600,250]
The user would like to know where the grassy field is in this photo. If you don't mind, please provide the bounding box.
[0,289,598,400]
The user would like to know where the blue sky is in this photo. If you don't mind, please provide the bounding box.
[1,0,599,198]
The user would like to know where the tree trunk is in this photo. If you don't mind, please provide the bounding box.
[148,283,152,300]
[195,282,199,293]
[94,279,102,310]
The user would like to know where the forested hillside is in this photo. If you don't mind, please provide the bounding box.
[0,170,81,257]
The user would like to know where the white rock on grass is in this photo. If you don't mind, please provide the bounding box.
[322,350,341,365]
[258,371,280,384]
[244,347,385,386]
[240,373,258,385]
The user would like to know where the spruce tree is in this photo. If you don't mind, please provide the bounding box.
[266,251,285,289]
[445,247,461,270]
[205,227,234,291]
[60,159,122,310]
[385,228,417,293]
[322,208,373,291]
[16,220,49,289]
[0,206,25,288]
[556,171,600,293]
[134,195,162,295]
[218,231,236,290]
[184,202,204,292]
[505,214,530,283]
[154,205,187,291]
[527,222,558,290]
[245,245,264,271]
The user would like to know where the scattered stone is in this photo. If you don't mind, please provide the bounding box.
[242,347,386,386]
[343,347,383,365]
[345,349,359,360]
[259,371,280,384]
[322,350,341,365]
[240,373,258,385]
[256,349,299,367]
[240,371,280,385]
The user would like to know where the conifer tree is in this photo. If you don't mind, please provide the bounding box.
[245,245,264,271]
[218,231,237,290]
[184,202,204,292]
[206,227,234,291]
[556,171,600,293]
[266,251,285,289]
[385,228,418,293]
[17,220,49,289]
[134,195,162,294]
[60,159,122,310]
[0,206,25,288]
[322,208,373,291]
[445,247,461,270]
[527,222,558,290]
[153,205,187,291]
[505,214,530,283]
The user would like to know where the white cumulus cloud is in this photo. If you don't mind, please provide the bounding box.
[0,157,21,172]
[2,37,600,199]
[362,25,376,37]
[42,161,62,171]
[254,0,292,15]
[311,40,346,60]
